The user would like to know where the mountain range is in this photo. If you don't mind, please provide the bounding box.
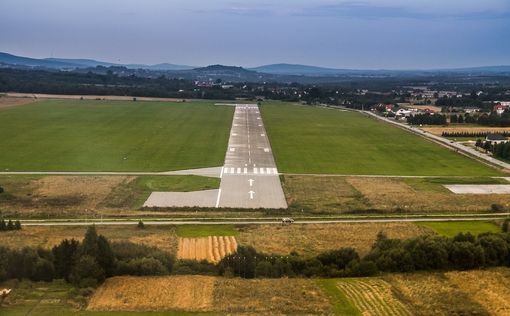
[1,51,510,77]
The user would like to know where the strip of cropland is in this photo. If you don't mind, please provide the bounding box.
[261,103,502,176]
[0,100,233,172]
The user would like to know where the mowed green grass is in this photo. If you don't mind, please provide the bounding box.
[0,100,233,172]
[261,103,501,176]
[418,221,500,237]
[175,225,238,237]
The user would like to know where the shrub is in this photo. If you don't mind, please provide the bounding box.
[69,255,105,288]
[116,257,168,276]
[491,204,505,212]
[0,186,4,194]
[137,220,145,229]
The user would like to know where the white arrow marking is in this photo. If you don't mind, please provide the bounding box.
[248,179,254,186]
[248,191,255,199]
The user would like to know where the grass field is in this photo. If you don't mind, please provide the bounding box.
[417,221,501,237]
[175,225,238,238]
[282,175,510,214]
[104,175,220,208]
[317,279,360,316]
[0,100,233,171]
[261,103,501,176]
[0,175,219,217]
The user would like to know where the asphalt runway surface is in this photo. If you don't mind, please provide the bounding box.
[217,104,288,208]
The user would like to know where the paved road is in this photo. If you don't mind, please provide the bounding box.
[217,104,288,208]
[20,214,510,226]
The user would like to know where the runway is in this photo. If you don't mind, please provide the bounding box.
[217,104,288,208]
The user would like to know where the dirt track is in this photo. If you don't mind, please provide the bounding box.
[177,236,237,262]
[0,97,36,109]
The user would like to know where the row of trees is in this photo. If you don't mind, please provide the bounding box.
[408,113,447,125]
[0,226,174,287]
[476,140,510,160]
[217,228,510,278]
[0,219,21,231]
[443,131,510,138]
[1,222,509,284]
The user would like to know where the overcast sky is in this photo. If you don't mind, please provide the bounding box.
[1,0,509,69]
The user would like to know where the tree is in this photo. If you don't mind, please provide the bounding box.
[137,220,145,229]
[69,255,105,288]
[0,219,6,231]
[81,225,99,258]
[503,218,510,233]
[317,248,359,270]
[6,220,14,231]
[14,220,21,230]
[96,235,115,277]
[52,239,80,281]
[32,258,55,282]
[0,186,4,194]
[449,242,485,270]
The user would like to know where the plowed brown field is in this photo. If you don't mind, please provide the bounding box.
[177,236,237,262]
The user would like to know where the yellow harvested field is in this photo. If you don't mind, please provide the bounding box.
[385,273,489,315]
[33,176,128,209]
[177,236,237,262]
[446,268,510,316]
[337,279,412,316]
[214,278,331,315]
[1,225,178,253]
[88,276,332,314]
[238,223,432,257]
[423,126,510,136]
[87,276,215,311]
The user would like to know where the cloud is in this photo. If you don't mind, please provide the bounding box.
[184,0,510,20]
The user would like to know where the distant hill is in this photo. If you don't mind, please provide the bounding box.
[0,52,195,71]
[250,63,349,76]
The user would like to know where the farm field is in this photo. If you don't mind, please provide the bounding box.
[177,236,238,262]
[86,276,332,315]
[282,175,510,213]
[3,269,509,315]
[261,103,501,176]
[417,221,501,237]
[0,100,233,172]
[237,223,433,257]
[0,225,178,253]
[1,222,433,258]
[0,175,219,218]
[336,278,412,316]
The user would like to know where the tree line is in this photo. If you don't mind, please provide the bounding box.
[407,113,447,125]
[2,221,510,285]
[476,140,510,160]
[443,131,510,138]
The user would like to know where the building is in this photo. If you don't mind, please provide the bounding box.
[464,107,481,114]
[485,134,508,144]
[494,103,509,115]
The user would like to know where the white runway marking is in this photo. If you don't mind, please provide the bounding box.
[230,167,235,174]
[248,190,255,199]
[237,167,241,174]
[230,148,236,152]
[254,168,258,174]
[264,148,270,152]
[215,189,222,208]
[244,168,248,174]
[261,133,265,136]
[249,179,254,186]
